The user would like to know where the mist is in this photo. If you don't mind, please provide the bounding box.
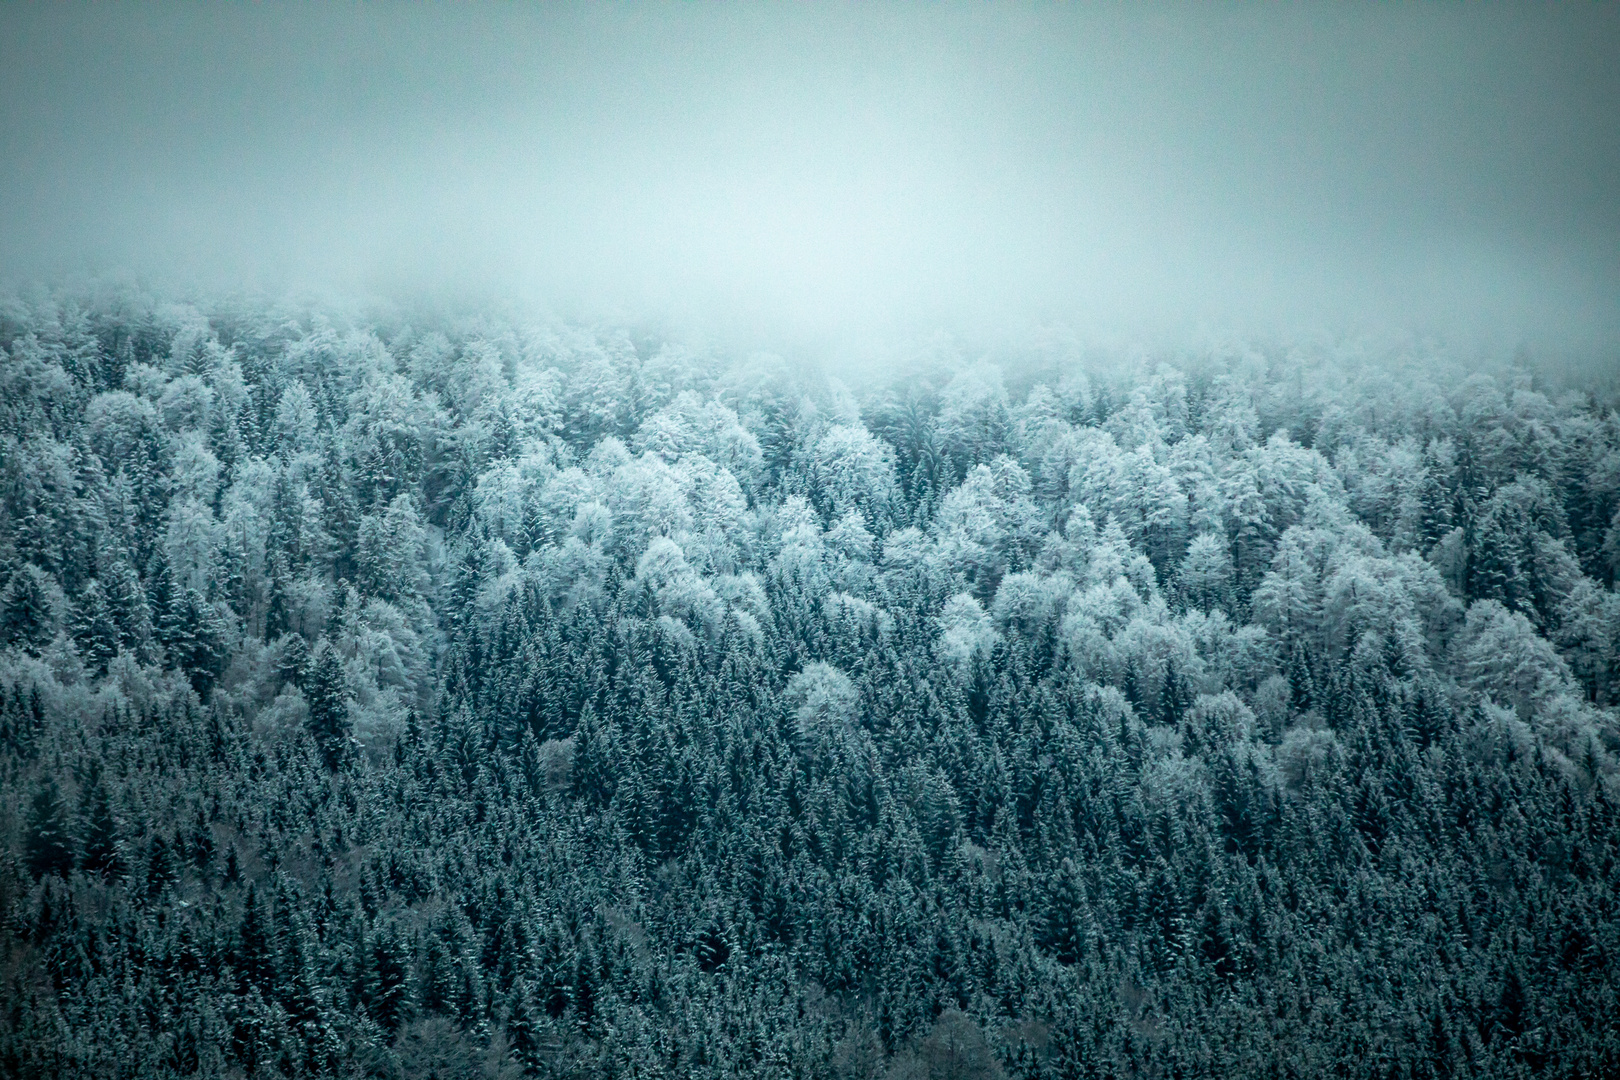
[3,3,1618,352]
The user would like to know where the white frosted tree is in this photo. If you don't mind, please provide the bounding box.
[937,592,1001,677]
[1454,600,1576,720]
[273,380,319,452]
[808,423,898,523]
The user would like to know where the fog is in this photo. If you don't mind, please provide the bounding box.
[3,4,1618,352]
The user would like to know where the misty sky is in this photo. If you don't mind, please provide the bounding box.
[3,4,1618,349]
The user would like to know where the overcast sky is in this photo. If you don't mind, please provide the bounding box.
[2,4,1617,350]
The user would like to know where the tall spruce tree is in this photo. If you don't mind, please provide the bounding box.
[305,640,352,769]
[77,768,124,880]
[25,778,74,879]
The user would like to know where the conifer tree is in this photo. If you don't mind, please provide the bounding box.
[305,641,352,769]
[25,777,74,879]
[1,563,62,652]
[362,924,412,1034]
[163,585,229,693]
[77,769,124,880]
[69,578,119,673]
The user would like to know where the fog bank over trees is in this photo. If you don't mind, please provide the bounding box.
[1,285,1618,1076]
[3,4,1619,349]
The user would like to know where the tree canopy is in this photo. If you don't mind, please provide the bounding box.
[1,287,1618,1078]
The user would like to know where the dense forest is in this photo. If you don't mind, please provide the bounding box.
[1,286,1618,1079]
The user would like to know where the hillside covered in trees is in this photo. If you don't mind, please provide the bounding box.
[2,286,1619,1079]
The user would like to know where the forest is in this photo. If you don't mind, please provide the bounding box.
[1,285,1618,1079]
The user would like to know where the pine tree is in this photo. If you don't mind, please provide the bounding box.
[77,768,125,880]
[237,883,275,993]
[505,978,545,1077]
[1040,857,1090,965]
[1,563,62,652]
[69,577,120,673]
[166,586,229,695]
[145,546,179,654]
[417,932,456,1017]
[362,924,412,1034]
[275,631,311,689]
[102,557,155,661]
[1197,900,1237,984]
[144,831,179,898]
[305,641,352,770]
[25,778,74,879]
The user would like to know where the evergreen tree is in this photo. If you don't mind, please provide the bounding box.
[305,641,352,769]
[69,577,119,673]
[362,923,412,1034]
[237,883,276,994]
[77,769,125,880]
[1,563,63,652]
[1039,858,1090,966]
[166,586,229,694]
[102,557,155,661]
[25,778,74,879]
[143,830,179,898]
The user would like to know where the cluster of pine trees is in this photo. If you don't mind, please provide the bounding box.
[2,286,1618,1078]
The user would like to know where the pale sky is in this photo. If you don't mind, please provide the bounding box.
[3,4,1617,351]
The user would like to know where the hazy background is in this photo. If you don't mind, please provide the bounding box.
[3,3,1617,353]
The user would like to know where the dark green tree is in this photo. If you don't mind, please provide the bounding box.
[165,586,230,695]
[1,563,62,652]
[237,882,275,993]
[305,641,352,769]
[25,778,74,879]
[77,768,125,880]
[69,577,120,673]
[361,923,412,1034]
